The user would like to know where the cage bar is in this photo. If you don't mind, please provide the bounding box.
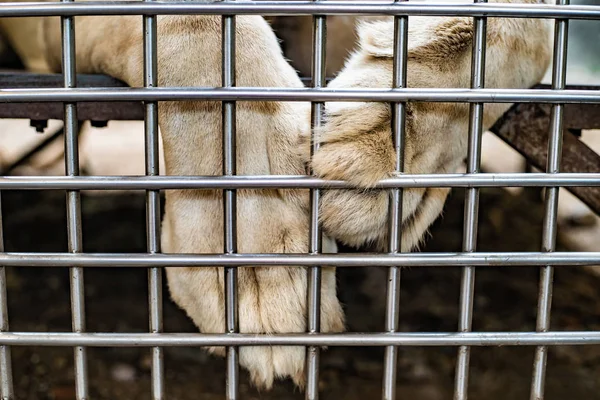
[0,173,599,190]
[60,1,89,398]
[3,87,600,103]
[222,3,239,399]
[530,1,570,399]
[1,331,600,347]
[0,2,599,20]
[305,1,326,398]
[1,252,599,268]
[0,194,13,400]
[382,1,409,399]
[454,1,488,399]
[142,0,165,398]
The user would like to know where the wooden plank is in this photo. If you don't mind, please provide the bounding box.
[534,83,600,130]
[0,71,129,88]
[0,71,143,121]
[0,72,322,121]
[0,102,144,121]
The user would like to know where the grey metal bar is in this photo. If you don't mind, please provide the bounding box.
[143,2,164,399]
[0,252,599,268]
[0,194,13,400]
[1,331,600,347]
[382,1,408,399]
[0,173,598,190]
[0,1,599,20]
[530,1,569,399]
[305,2,326,398]
[61,1,88,398]
[454,3,487,399]
[221,4,239,399]
[3,87,600,103]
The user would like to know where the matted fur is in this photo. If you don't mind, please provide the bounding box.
[0,0,551,390]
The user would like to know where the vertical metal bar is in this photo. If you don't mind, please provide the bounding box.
[530,2,569,399]
[454,2,487,399]
[0,194,14,400]
[305,2,326,399]
[222,3,239,399]
[61,1,88,398]
[382,1,408,400]
[143,0,164,398]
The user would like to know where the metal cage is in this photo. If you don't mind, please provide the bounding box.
[1,1,600,399]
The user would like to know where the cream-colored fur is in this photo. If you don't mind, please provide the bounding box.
[2,0,345,389]
[310,0,553,251]
[0,0,551,390]
[0,15,50,72]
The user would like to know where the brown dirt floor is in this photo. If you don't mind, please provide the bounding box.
[3,187,600,400]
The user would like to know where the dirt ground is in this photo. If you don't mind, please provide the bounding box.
[3,186,600,400]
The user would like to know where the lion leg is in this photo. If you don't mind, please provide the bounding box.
[37,9,345,390]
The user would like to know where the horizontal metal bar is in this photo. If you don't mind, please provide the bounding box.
[0,252,599,268]
[1,87,600,104]
[0,331,599,347]
[0,1,599,20]
[0,74,584,92]
[2,75,598,123]
[0,173,599,190]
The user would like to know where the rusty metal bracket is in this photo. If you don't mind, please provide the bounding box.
[490,98,600,217]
